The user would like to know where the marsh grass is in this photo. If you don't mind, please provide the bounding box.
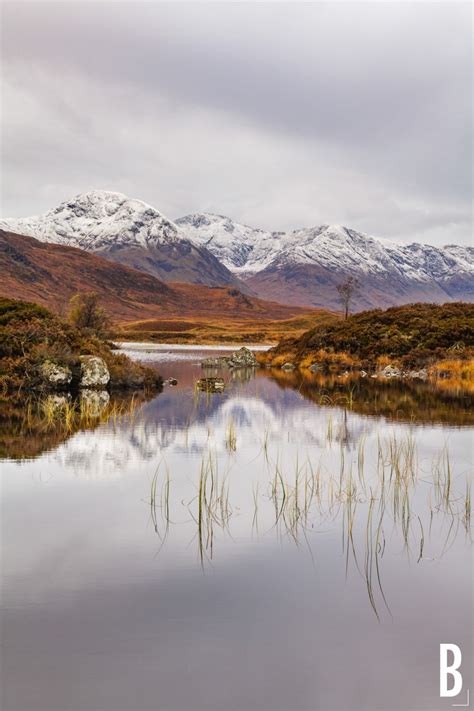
[145,427,471,616]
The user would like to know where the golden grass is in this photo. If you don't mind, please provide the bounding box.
[428,357,474,394]
[114,313,336,346]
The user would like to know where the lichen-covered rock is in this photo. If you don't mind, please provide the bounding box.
[228,347,257,368]
[39,360,72,388]
[201,356,231,368]
[379,365,402,378]
[281,362,296,371]
[79,356,110,388]
[196,377,225,392]
[201,347,257,369]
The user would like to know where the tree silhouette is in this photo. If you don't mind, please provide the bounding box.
[336,276,359,320]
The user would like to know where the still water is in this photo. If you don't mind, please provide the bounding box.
[1,346,472,711]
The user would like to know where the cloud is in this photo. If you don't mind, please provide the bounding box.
[1,1,472,245]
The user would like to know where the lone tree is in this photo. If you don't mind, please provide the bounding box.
[336,276,359,320]
[69,292,110,338]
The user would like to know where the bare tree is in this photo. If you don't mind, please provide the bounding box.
[336,276,359,320]
[69,292,110,337]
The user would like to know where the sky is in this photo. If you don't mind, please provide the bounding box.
[1,1,472,246]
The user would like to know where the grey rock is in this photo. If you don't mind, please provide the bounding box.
[201,356,231,368]
[79,356,110,388]
[308,363,323,373]
[228,347,257,368]
[281,362,296,371]
[201,347,257,370]
[360,370,368,378]
[166,377,178,386]
[39,360,72,388]
[379,364,402,378]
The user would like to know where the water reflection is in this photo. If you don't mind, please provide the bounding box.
[1,349,473,711]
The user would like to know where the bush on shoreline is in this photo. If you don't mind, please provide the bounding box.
[259,302,474,378]
[0,298,162,393]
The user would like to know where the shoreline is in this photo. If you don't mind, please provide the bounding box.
[115,341,272,352]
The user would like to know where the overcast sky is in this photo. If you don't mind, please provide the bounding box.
[1,1,472,245]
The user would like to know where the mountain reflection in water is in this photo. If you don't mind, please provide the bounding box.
[1,347,472,711]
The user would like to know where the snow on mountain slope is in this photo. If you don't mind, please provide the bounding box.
[2,193,472,309]
[176,213,473,284]
[0,190,181,251]
[176,212,284,273]
[0,192,248,289]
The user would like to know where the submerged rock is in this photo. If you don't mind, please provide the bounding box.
[39,360,72,388]
[79,356,110,388]
[165,377,178,386]
[196,377,226,393]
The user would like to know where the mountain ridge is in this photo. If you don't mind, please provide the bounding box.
[2,191,472,311]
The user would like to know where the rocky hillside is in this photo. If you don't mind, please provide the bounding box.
[177,213,474,310]
[0,230,320,323]
[0,191,247,290]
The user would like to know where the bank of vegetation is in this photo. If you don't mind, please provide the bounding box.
[259,302,474,386]
[0,296,162,394]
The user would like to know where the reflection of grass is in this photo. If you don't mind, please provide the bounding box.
[149,431,471,618]
[264,370,474,426]
[226,418,237,452]
[40,394,139,432]
[0,391,149,459]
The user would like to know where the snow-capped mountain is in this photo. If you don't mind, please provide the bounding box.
[2,193,472,310]
[0,192,246,289]
[177,213,474,310]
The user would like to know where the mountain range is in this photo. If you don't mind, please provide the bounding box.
[2,190,473,311]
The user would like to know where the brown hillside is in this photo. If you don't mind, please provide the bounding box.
[0,230,325,324]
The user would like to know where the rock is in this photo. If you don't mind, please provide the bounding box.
[405,368,428,380]
[281,362,296,371]
[166,377,178,386]
[201,347,257,369]
[39,360,72,388]
[201,356,231,368]
[308,363,323,373]
[79,356,110,388]
[228,347,257,368]
[360,370,368,378]
[80,389,110,415]
[379,364,402,378]
[196,377,225,393]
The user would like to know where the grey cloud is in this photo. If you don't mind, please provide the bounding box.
[1,1,472,246]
